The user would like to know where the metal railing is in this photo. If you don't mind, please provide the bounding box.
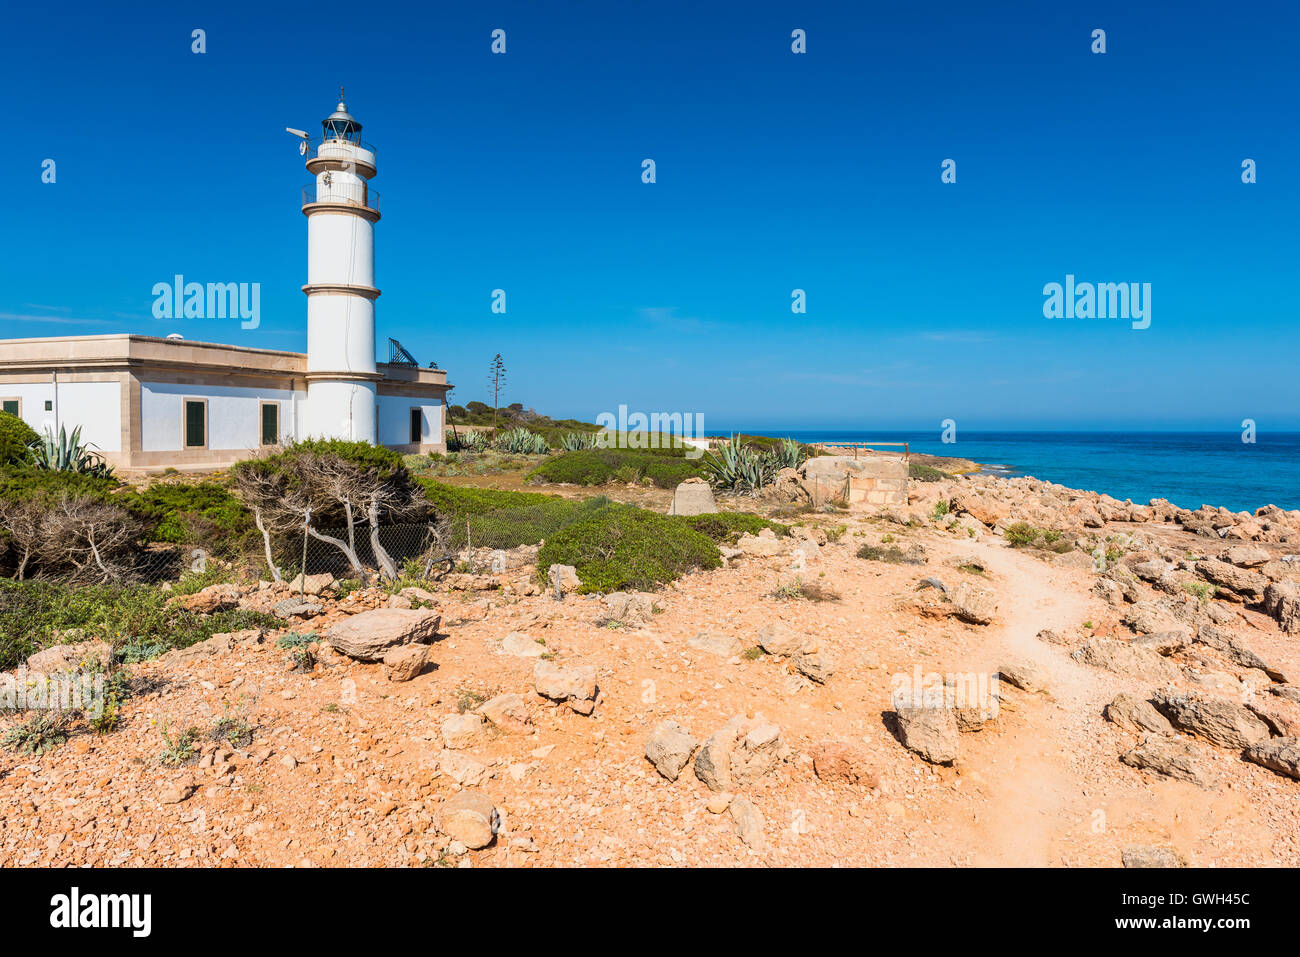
[302,182,380,214]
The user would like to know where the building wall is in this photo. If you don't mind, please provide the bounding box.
[139,380,300,452]
[377,394,444,448]
[0,380,122,452]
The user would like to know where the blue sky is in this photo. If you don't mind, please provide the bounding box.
[5,0,1298,430]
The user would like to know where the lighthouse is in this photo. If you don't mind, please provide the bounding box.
[300,90,382,442]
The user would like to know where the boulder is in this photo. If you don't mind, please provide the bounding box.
[949,581,996,625]
[1225,545,1270,568]
[173,583,240,614]
[1152,692,1271,749]
[440,712,486,750]
[668,480,717,516]
[1122,846,1188,868]
[728,795,765,849]
[794,644,835,684]
[810,740,878,786]
[533,660,598,715]
[1196,626,1287,681]
[687,631,743,658]
[272,598,324,620]
[891,690,958,765]
[546,564,581,592]
[1073,639,1180,683]
[756,622,805,657]
[1196,559,1267,602]
[26,640,113,675]
[1119,735,1216,788]
[478,693,532,734]
[1130,631,1188,656]
[736,530,784,557]
[997,659,1049,694]
[600,591,656,626]
[644,721,698,781]
[439,791,498,849]
[436,750,489,787]
[1104,693,1174,735]
[325,608,441,661]
[501,631,546,658]
[287,572,336,596]
[693,714,784,792]
[1242,737,1300,781]
[382,643,428,682]
[1263,581,1300,634]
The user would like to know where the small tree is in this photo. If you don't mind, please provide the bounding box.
[487,354,507,429]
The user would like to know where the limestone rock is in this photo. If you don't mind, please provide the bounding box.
[501,631,545,658]
[600,591,657,626]
[174,583,241,614]
[1152,692,1271,749]
[1104,693,1175,735]
[479,693,532,734]
[1122,846,1188,868]
[794,644,835,683]
[272,598,324,620]
[1073,638,1180,683]
[891,690,958,765]
[1242,737,1300,780]
[287,572,335,596]
[950,581,996,625]
[728,795,765,849]
[1119,735,1215,788]
[1263,581,1300,634]
[669,480,717,516]
[644,721,698,781]
[441,712,486,750]
[756,622,805,657]
[382,643,428,682]
[26,640,113,675]
[437,750,488,787]
[688,631,743,658]
[546,564,581,592]
[439,791,498,849]
[533,660,598,715]
[810,740,877,786]
[997,659,1049,694]
[693,714,784,792]
[325,608,440,661]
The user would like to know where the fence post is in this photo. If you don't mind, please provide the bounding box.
[300,507,311,599]
[466,519,472,574]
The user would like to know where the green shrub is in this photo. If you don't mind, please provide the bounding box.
[0,579,277,671]
[676,512,788,543]
[856,543,908,563]
[1004,521,1074,553]
[528,449,704,488]
[416,479,610,549]
[0,412,38,466]
[537,504,721,592]
[2,711,70,755]
[120,480,254,555]
[909,463,952,482]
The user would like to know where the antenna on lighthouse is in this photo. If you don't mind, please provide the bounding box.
[285,127,310,155]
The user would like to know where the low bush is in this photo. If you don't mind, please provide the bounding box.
[675,512,788,543]
[1004,521,1074,553]
[120,480,254,556]
[0,413,38,467]
[416,479,609,549]
[537,504,721,592]
[528,449,705,488]
[0,579,278,671]
[909,463,952,482]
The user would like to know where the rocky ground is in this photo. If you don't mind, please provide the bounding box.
[3,470,1300,868]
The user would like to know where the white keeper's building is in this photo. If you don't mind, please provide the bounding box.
[0,94,451,471]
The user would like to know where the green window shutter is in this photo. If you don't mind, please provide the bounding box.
[261,403,278,445]
[185,401,205,447]
[1,401,17,416]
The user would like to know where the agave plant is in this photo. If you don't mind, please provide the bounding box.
[769,437,807,471]
[560,431,597,451]
[702,434,776,494]
[31,425,115,477]
[493,427,550,455]
[447,429,492,453]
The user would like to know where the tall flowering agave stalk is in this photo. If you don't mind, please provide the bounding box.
[31,425,115,478]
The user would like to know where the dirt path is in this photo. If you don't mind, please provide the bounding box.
[936,539,1102,866]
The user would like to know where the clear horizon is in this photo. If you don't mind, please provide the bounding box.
[6,0,1298,430]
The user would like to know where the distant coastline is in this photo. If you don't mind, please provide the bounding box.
[721,430,1300,514]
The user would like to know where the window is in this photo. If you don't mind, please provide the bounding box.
[44,400,53,412]
[409,408,423,444]
[260,402,280,446]
[183,399,207,449]
[1,399,19,417]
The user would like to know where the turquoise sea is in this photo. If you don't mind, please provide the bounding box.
[731,431,1300,514]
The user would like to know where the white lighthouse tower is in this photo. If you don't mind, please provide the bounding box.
[300,89,381,442]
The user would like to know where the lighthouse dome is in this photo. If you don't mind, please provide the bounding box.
[323,90,362,142]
